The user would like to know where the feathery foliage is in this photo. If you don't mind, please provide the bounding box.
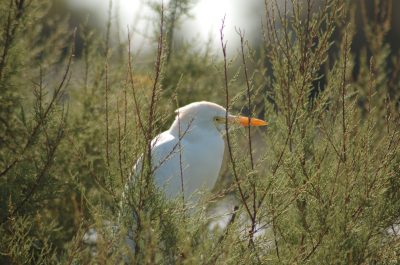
[0,0,399,264]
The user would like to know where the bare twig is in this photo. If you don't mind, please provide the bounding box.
[105,57,110,168]
[150,118,193,175]
[220,17,254,247]
[127,28,146,137]
[341,30,348,163]
[237,27,259,248]
[176,106,185,205]
[104,1,112,168]
[105,0,113,57]
[117,100,124,184]
[143,2,165,186]
[123,69,128,165]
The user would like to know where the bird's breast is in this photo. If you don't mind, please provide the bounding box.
[153,132,224,202]
[180,135,224,197]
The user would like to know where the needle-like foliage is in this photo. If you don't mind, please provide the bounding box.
[0,0,399,264]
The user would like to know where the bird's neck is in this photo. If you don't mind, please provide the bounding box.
[169,117,195,138]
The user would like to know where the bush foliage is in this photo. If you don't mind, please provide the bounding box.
[1,0,399,264]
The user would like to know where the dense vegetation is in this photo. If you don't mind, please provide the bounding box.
[1,0,399,264]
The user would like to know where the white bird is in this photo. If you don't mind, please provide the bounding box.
[85,102,269,257]
[128,101,268,205]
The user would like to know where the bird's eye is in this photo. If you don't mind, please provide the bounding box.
[214,117,225,123]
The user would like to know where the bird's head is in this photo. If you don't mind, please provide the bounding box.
[172,101,268,136]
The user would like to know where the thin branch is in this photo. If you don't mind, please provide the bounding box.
[0,0,25,80]
[10,124,64,220]
[117,99,124,185]
[105,0,112,57]
[341,29,348,163]
[2,103,67,225]
[237,27,259,248]
[176,106,185,205]
[150,118,193,175]
[220,16,253,233]
[0,28,76,178]
[144,2,165,185]
[105,57,110,168]
[127,28,146,137]
[104,1,112,168]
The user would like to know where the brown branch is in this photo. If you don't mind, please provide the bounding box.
[220,17,254,239]
[237,27,260,248]
[341,29,348,163]
[150,118,193,175]
[127,28,146,138]
[2,105,67,225]
[105,57,110,168]
[14,128,63,216]
[302,226,329,261]
[123,72,128,165]
[0,28,76,178]
[176,105,185,205]
[0,0,25,81]
[104,0,112,169]
[105,0,112,57]
[258,0,342,211]
[117,99,124,185]
[144,3,165,186]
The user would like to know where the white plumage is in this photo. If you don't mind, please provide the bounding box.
[83,102,267,256]
[129,101,267,204]
[151,102,226,202]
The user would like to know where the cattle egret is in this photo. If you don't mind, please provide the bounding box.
[127,101,268,205]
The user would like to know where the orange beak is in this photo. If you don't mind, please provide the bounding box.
[230,115,268,127]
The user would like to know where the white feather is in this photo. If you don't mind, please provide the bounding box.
[129,101,227,204]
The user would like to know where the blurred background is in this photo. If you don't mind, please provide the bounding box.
[56,0,400,55]
[47,0,400,106]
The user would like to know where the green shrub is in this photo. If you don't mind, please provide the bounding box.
[1,0,399,264]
